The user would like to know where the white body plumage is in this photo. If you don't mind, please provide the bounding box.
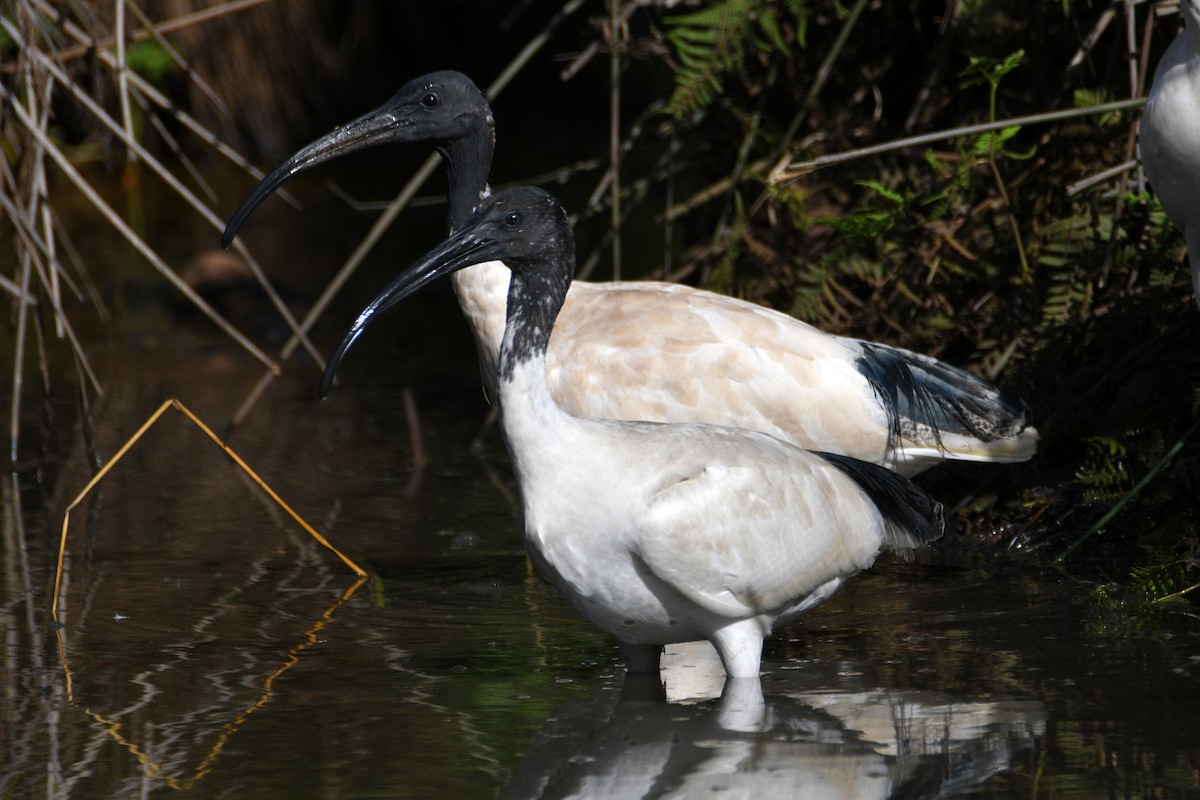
[455,260,1034,477]
[1140,0,1200,305]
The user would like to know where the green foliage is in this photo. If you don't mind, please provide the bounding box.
[1034,214,1097,325]
[126,40,176,82]
[821,180,904,238]
[1076,436,1131,503]
[960,49,1025,121]
[1129,562,1195,601]
[789,247,887,322]
[1073,88,1123,127]
[1090,562,1198,636]
[637,0,1200,591]
[663,0,805,118]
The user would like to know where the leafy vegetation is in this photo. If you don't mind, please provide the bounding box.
[612,0,1200,605]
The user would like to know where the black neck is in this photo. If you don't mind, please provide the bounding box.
[497,261,572,383]
[440,117,495,233]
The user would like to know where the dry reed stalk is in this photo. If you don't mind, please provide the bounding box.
[31,0,300,203]
[24,0,276,67]
[2,14,324,368]
[1,80,282,372]
[52,397,367,619]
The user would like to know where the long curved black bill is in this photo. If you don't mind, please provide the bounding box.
[318,224,498,399]
[221,103,416,249]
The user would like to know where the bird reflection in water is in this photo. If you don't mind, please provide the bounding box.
[502,659,1045,800]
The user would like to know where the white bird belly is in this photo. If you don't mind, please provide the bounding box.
[506,408,890,649]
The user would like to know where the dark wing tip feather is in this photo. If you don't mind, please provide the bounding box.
[856,342,1032,447]
[818,452,944,553]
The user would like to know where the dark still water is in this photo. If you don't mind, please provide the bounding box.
[3,301,1199,798]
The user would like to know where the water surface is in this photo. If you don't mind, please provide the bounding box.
[4,355,1198,799]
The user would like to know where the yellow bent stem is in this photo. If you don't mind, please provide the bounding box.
[52,398,366,620]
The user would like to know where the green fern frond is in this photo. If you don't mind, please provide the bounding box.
[1130,562,1194,602]
[1076,436,1130,503]
[663,0,804,119]
[819,181,905,239]
[1034,214,1100,325]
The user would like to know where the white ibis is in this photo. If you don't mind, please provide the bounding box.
[319,186,943,678]
[1140,0,1200,308]
[223,70,1037,476]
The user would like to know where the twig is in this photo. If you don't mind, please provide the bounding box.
[116,0,135,162]
[791,0,869,144]
[559,0,638,81]
[774,98,1147,180]
[609,0,624,280]
[0,81,282,375]
[3,20,323,367]
[8,241,33,466]
[402,387,427,471]
[51,208,111,322]
[1152,579,1200,604]
[0,274,38,306]
[1067,158,1139,196]
[28,0,300,208]
[24,0,277,67]
[122,0,231,119]
[0,181,104,399]
[52,398,366,618]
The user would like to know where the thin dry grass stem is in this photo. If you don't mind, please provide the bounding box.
[1068,158,1139,196]
[0,81,282,375]
[28,0,300,208]
[772,98,1148,181]
[145,104,219,205]
[666,157,770,222]
[115,0,135,162]
[402,387,427,471]
[608,0,624,281]
[792,0,869,144]
[486,0,588,101]
[25,64,62,337]
[50,209,111,321]
[55,574,367,789]
[25,0,276,67]
[1125,0,1141,98]
[4,22,323,367]
[0,179,104,399]
[52,397,367,619]
[8,15,44,463]
[229,153,443,428]
[122,0,230,118]
[0,275,39,306]
[1071,5,1118,72]
[229,0,589,426]
[8,250,34,466]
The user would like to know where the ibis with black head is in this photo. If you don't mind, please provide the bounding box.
[320,186,944,679]
[224,70,1037,475]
